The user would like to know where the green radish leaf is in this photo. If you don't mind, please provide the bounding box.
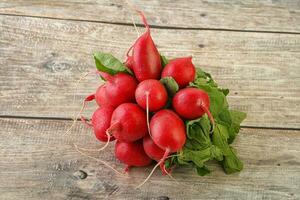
[220,88,230,96]
[178,116,223,173]
[196,165,211,176]
[215,109,246,144]
[164,156,178,169]
[160,54,169,67]
[227,110,247,143]
[212,123,243,174]
[230,110,247,125]
[180,147,212,167]
[191,78,228,117]
[221,146,243,174]
[179,146,223,169]
[211,145,224,161]
[217,108,232,127]
[195,68,207,79]
[186,116,211,150]
[94,52,132,75]
[160,76,179,97]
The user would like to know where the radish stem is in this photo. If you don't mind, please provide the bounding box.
[200,104,215,133]
[159,149,170,175]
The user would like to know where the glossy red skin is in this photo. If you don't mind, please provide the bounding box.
[135,79,168,111]
[115,140,152,167]
[161,57,196,88]
[132,31,162,82]
[95,85,106,106]
[143,135,165,161]
[95,73,138,108]
[110,103,148,142]
[91,106,115,142]
[173,88,210,120]
[150,109,186,153]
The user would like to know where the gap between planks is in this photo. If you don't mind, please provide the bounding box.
[0,115,299,131]
[0,13,300,35]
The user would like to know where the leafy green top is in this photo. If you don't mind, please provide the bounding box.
[94,52,132,75]
[165,65,247,175]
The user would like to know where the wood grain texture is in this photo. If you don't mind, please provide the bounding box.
[0,0,300,33]
[0,15,299,128]
[0,118,299,200]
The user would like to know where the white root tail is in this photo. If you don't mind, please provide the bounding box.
[67,69,103,135]
[135,162,161,189]
[131,15,140,37]
[164,165,179,184]
[145,92,152,138]
[65,98,90,134]
[73,143,124,176]
[73,129,112,152]
[135,154,180,189]
[72,71,91,119]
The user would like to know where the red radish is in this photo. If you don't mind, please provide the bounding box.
[95,72,138,108]
[128,11,162,82]
[135,79,168,112]
[81,106,115,142]
[150,109,186,173]
[161,57,196,88]
[143,135,165,161]
[172,88,214,124]
[115,140,152,171]
[109,103,148,142]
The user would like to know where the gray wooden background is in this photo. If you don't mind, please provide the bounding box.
[0,0,299,199]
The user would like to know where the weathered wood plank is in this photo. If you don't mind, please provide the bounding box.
[0,0,300,33]
[0,15,299,128]
[0,118,299,200]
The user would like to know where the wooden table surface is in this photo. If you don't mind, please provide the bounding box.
[0,1,299,199]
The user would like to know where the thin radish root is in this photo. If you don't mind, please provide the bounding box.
[107,121,121,134]
[135,149,170,189]
[145,92,152,137]
[131,15,140,37]
[135,153,180,189]
[125,0,149,31]
[73,143,124,176]
[126,44,134,58]
[71,70,102,120]
[67,69,105,135]
[80,115,93,128]
[73,129,112,152]
[125,0,150,60]
[124,14,139,60]
[71,71,91,118]
[165,167,179,184]
[159,149,170,175]
[65,94,95,134]
[124,1,139,58]
[135,161,161,189]
[136,10,149,31]
[124,165,130,173]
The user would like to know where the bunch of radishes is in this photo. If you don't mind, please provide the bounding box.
[80,12,217,175]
